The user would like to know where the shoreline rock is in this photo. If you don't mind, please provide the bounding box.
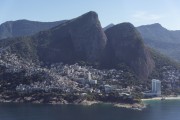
[0,98,145,111]
[113,103,146,110]
[79,100,100,106]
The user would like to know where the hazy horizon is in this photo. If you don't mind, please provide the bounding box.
[1,0,180,30]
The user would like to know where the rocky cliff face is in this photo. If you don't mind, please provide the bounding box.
[104,23,155,79]
[35,11,107,64]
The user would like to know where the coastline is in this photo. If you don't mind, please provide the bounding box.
[78,100,146,110]
[0,98,145,110]
[78,100,146,111]
[4,95,180,110]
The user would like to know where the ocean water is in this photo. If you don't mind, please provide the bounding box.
[0,100,180,120]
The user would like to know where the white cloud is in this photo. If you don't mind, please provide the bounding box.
[132,11,162,21]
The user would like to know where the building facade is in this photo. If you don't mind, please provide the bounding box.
[152,79,161,96]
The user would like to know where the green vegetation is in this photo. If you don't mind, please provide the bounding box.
[149,48,179,79]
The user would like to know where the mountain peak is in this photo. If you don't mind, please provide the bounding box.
[74,11,99,23]
[117,22,134,27]
[106,22,136,31]
[150,23,163,28]
[84,11,98,16]
[77,11,98,19]
[112,22,135,30]
[151,23,161,26]
[138,23,164,30]
[106,22,142,43]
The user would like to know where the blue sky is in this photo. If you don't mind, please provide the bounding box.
[1,0,180,30]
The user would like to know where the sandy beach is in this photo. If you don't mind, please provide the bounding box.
[142,96,180,101]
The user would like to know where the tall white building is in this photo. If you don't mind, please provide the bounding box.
[152,79,161,96]
[87,72,97,85]
[88,72,92,80]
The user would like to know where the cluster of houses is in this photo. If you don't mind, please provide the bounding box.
[162,66,180,90]
[0,51,179,98]
[13,62,133,96]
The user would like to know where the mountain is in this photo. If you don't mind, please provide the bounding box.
[0,20,67,39]
[36,11,107,64]
[137,23,180,62]
[103,23,155,79]
[0,11,107,64]
[0,12,178,80]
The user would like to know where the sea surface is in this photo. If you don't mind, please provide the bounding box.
[0,100,180,120]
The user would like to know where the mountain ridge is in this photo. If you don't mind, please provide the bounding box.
[0,19,67,39]
[137,23,180,62]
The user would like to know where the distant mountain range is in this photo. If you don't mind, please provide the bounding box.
[137,23,180,62]
[103,23,114,31]
[0,11,179,81]
[0,20,67,39]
